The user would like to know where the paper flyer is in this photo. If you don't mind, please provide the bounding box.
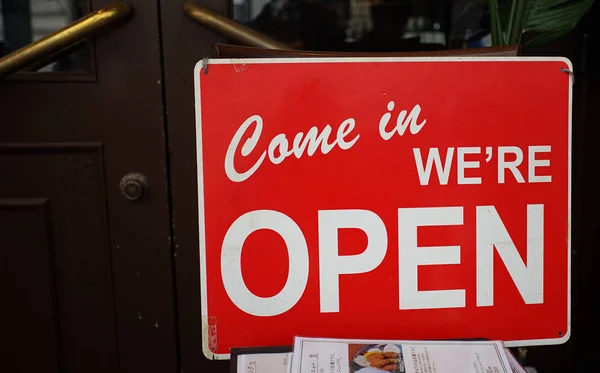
[291,337,512,373]
[237,352,293,373]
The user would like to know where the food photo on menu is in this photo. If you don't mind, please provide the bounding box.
[349,344,405,373]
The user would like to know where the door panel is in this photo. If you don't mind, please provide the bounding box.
[1,199,62,373]
[0,144,117,373]
[0,1,177,372]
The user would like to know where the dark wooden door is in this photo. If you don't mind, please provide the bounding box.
[0,1,178,372]
[3,1,594,372]
[159,2,599,373]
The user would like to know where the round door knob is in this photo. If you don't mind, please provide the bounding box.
[119,172,149,201]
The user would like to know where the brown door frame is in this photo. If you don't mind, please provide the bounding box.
[159,0,230,372]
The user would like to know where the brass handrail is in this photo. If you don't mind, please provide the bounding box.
[0,2,132,79]
[183,1,289,50]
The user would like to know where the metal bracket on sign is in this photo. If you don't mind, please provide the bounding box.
[201,57,209,74]
[560,67,574,83]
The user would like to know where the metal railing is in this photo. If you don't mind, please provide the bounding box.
[183,1,289,51]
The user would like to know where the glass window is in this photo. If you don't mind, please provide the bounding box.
[0,0,88,72]
[232,0,493,52]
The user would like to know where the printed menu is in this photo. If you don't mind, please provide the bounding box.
[291,337,513,373]
[236,352,293,373]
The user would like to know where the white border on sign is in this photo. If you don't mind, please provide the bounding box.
[193,57,573,360]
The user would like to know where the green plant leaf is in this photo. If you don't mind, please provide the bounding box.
[526,0,594,32]
[507,0,529,44]
[525,28,574,45]
[482,0,595,45]
[488,0,505,45]
[527,0,571,10]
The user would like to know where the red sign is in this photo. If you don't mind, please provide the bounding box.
[194,58,572,359]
